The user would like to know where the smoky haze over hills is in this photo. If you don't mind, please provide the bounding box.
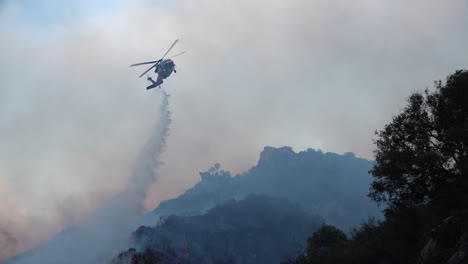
[8,146,380,263]
[1,1,467,263]
[111,147,381,263]
[2,1,468,260]
[142,146,381,231]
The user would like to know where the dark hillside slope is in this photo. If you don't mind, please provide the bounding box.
[117,195,322,264]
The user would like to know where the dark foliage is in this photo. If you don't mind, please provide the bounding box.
[118,195,322,264]
[286,70,468,264]
[369,70,468,216]
[305,225,349,263]
[111,247,179,264]
[286,206,436,264]
[307,224,348,249]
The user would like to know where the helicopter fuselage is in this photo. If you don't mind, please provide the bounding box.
[155,59,175,80]
[130,39,183,90]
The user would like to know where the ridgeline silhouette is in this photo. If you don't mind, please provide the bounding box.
[141,147,380,232]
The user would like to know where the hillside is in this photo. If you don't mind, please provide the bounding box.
[7,146,381,264]
[142,146,381,231]
[114,194,323,264]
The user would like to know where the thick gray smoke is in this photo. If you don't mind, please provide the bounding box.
[7,92,171,264]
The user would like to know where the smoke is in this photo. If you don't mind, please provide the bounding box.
[0,230,17,263]
[0,183,19,262]
[0,1,176,259]
[7,92,171,264]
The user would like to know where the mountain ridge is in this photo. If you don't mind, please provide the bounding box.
[141,146,381,231]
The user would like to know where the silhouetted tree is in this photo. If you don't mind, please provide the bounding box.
[291,225,351,264]
[307,225,348,250]
[370,70,468,216]
[285,70,468,264]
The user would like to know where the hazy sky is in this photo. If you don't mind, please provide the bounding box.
[1,0,468,259]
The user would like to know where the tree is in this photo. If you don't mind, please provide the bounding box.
[307,225,348,250]
[301,225,349,264]
[370,70,468,216]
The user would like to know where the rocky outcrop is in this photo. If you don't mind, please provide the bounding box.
[141,146,381,231]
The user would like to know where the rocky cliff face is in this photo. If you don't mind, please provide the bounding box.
[141,146,381,231]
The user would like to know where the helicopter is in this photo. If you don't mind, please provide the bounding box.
[130,39,185,90]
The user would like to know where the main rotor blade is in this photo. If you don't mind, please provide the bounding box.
[139,63,158,78]
[160,39,179,61]
[130,60,160,67]
[168,51,186,59]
